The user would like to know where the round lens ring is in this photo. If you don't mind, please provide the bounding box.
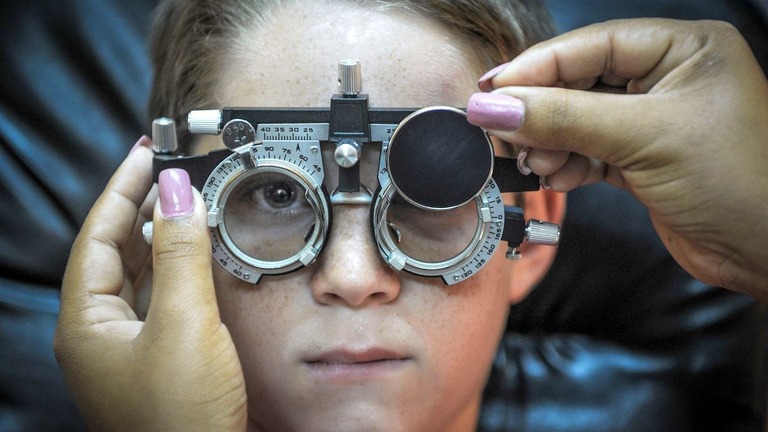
[216,163,328,271]
[387,107,493,210]
[221,169,316,263]
[204,150,331,282]
[371,181,490,281]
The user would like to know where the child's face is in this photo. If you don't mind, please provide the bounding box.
[191,3,545,431]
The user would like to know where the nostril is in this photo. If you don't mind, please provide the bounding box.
[369,291,393,303]
[319,292,343,304]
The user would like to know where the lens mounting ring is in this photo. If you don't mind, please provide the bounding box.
[202,141,330,284]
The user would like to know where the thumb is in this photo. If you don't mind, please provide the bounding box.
[467,88,669,170]
[145,168,218,332]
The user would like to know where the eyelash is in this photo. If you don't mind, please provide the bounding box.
[231,175,310,220]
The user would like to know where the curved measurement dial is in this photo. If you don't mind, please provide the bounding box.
[201,140,330,284]
[448,181,505,284]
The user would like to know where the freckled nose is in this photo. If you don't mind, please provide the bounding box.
[310,206,400,307]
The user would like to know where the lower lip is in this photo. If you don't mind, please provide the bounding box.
[305,359,412,383]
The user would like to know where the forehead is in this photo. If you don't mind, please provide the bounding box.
[213,2,482,109]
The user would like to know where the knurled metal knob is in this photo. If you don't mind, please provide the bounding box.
[188,109,222,135]
[525,220,560,246]
[334,139,361,167]
[338,60,362,96]
[152,117,178,154]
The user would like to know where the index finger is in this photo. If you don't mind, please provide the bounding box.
[491,18,706,93]
[61,137,154,304]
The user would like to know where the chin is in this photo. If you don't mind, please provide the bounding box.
[247,406,415,432]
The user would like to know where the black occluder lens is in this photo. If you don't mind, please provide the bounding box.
[388,108,493,209]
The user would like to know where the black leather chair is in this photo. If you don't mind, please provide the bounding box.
[1,1,765,431]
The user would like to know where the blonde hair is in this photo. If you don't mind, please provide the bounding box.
[148,0,555,152]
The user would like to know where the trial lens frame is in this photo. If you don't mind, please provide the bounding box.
[146,61,560,285]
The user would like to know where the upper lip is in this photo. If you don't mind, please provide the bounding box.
[304,347,411,364]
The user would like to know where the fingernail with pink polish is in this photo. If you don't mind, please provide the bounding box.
[517,147,533,175]
[467,93,525,130]
[477,62,510,92]
[159,169,194,219]
[129,135,152,154]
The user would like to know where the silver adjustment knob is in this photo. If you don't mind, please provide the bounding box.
[338,60,362,96]
[188,109,222,135]
[334,139,361,167]
[142,221,153,245]
[152,117,178,154]
[525,220,561,246]
[506,247,522,260]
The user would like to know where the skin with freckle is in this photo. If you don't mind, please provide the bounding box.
[183,4,543,432]
[52,1,563,430]
[191,6,512,431]
[144,1,563,431]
